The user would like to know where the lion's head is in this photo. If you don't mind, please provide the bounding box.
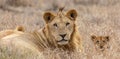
[91,35,110,51]
[43,8,77,45]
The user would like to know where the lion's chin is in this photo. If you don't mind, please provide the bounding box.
[57,41,68,45]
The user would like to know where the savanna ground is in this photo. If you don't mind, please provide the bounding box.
[0,0,120,59]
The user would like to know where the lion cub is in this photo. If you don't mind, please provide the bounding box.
[0,26,24,39]
[91,35,110,52]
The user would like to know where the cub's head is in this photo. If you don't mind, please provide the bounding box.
[91,35,110,51]
[43,8,77,45]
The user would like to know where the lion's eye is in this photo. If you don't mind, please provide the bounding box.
[66,22,70,26]
[53,23,57,27]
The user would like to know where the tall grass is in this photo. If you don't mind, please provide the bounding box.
[0,0,120,59]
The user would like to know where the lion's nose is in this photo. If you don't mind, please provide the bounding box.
[59,34,66,38]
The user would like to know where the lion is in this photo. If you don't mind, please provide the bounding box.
[0,26,24,39]
[33,8,82,52]
[0,8,82,53]
[91,35,110,52]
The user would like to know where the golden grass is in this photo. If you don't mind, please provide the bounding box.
[0,0,120,59]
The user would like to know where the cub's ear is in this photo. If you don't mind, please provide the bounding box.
[66,9,77,20]
[105,36,110,41]
[91,35,96,41]
[43,12,55,23]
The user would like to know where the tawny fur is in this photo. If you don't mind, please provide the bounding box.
[0,8,82,53]
[29,25,82,52]
[91,35,110,52]
[0,26,24,39]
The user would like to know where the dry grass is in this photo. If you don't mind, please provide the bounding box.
[0,0,120,59]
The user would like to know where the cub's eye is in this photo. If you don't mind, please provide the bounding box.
[96,41,99,43]
[103,41,105,43]
[66,22,70,26]
[53,23,57,27]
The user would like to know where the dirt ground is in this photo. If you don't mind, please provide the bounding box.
[0,0,120,59]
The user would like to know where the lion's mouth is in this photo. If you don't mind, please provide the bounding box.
[57,39,68,42]
[57,39,69,45]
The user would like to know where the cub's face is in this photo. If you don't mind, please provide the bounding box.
[43,9,77,45]
[91,35,110,51]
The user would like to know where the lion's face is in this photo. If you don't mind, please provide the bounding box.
[43,9,77,45]
[48,16,74,45]
[91,35,110,51]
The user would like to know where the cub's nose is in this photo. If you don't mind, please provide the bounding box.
[59,34,66,38]
[100,46,103,49]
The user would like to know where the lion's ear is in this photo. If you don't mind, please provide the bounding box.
[105,36,110,41]
[15,26,25,32]
[43,12,55,23]
[66,9,77,20]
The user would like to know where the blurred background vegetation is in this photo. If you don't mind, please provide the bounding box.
[0,0,120,59]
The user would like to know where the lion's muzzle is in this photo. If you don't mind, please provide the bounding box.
[59,34,66,39]
[57,38,69,45]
